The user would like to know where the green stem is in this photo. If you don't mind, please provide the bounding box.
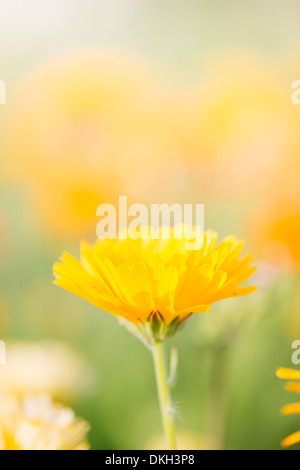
[152,339,177,450]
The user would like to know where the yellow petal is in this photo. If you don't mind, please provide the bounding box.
[281,403,300,415]
[276,368,300,380]
[231,285,258,297]
[285,382,300,393]
[281,431,300,448]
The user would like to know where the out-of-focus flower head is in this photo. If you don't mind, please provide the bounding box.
[248,193,300,269]
[0,394,90,450]
[0,340,94,400]
[4,50,188,237]
[176,53,299,199]
[53,226,257,342]
[277,367,300,448]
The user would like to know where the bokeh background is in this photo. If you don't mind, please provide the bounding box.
[0,0,300,450]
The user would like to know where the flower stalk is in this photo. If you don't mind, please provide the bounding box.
[152,338,177,450]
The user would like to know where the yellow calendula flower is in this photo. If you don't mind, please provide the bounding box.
[0,394,90,450]
[53,227,257,341]
[277,367,300,448]
[54,226,256,450]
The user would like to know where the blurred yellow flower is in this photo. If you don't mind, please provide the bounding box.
[53,226,257,339]
[249,195,300,268]
[277,367,300,448]
[0,341,94,400]
[4,50,188,236]
[0,394,90,450]
[176,53,300,200]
